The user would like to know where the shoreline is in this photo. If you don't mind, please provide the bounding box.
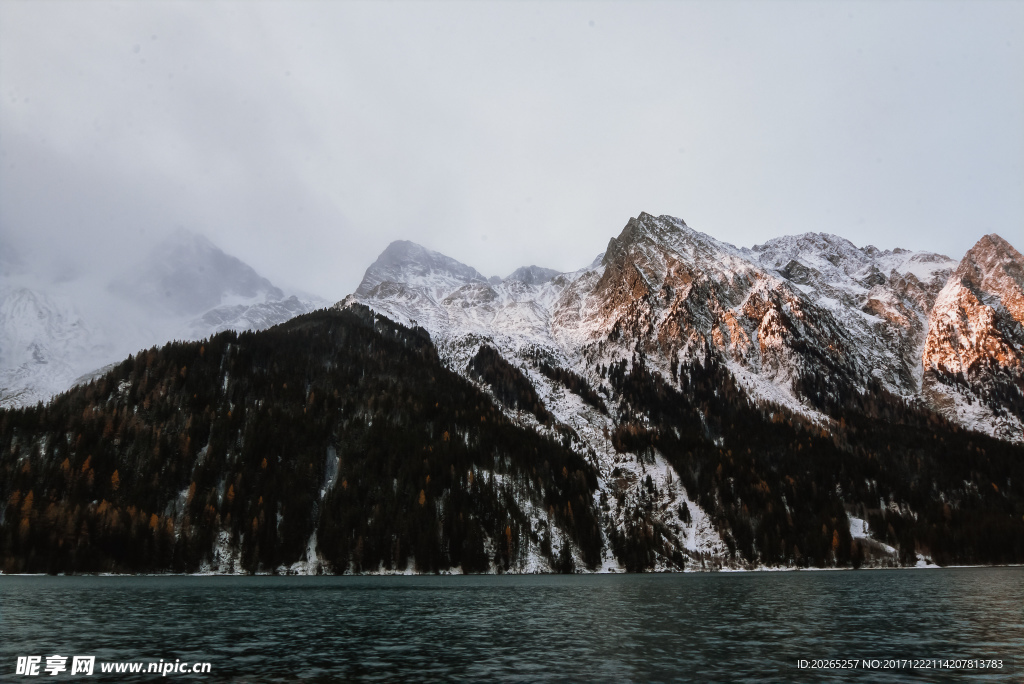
[2,563,1022,578]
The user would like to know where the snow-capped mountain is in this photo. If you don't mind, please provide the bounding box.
[345,213,1008,435]
[0,230,325,408]
[923,234,1024,441]
[355,240,495,298]
[338,213,1021,569]
[4,215,1021,576]
[748,231,956,395]
[340,231,730,567]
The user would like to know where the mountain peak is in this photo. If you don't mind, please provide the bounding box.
[505,265,561,286]
[602,213,692,266]
[954,233,1024,319]
[354,241,489,298]
[376,240,434,265]
[976,232,1017,253]
[961,233,1022,271]
[114,231,282,316]
[957,233,1022,286]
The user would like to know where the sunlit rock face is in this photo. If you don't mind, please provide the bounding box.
[564,214,869,406]
[347,213,1021,442]
[550,213,962,417]
[339,214,1022,571]
[922,234,1024,441]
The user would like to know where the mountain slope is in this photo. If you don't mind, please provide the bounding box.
[3,214,1022,574]
[0,307,603,574]
[923,234,1024,441]
[0,286,102,407]
[341,213,1024,569]
[3,307,1021,575]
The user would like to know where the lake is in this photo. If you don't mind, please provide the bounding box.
[1,568,1021,682]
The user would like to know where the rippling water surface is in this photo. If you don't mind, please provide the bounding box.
[1,568,1021,682]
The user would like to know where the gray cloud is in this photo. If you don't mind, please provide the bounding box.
[2,1,1021,299]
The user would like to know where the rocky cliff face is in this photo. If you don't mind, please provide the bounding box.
[923,234,1024,441]
[335,214,1023,569]
[346,212,1020,443]
[553,215,870,414]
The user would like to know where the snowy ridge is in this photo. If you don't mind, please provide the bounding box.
[339,212,1021,570]
[343,232,733,571]
[748,231,956,396]
[922,234,1024,441]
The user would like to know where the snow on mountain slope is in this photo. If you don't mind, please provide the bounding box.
[506,265,562,285]
[341,213,1021,567]
[346,215,1019,440]
[922,234,1024,441]
[748,232,956,394]
[0,285,101,407]
[0,230,325,408]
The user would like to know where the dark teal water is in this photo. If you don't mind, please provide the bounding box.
[1,568,1021,682]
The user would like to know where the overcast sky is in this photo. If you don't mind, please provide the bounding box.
[1,1,1021,299]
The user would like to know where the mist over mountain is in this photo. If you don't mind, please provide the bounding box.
[505,266,562,286]
[0,229,325,408]
[355,241,491,300]
[0,238,22,278]
[114,229,285,316]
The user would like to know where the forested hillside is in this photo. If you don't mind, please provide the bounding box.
[605,350,1024,568]
[2,305,1022,575]
[0,307,601,574]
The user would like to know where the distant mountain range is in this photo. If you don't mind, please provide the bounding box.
[0,230,325,408]
[1,214,1021,575]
